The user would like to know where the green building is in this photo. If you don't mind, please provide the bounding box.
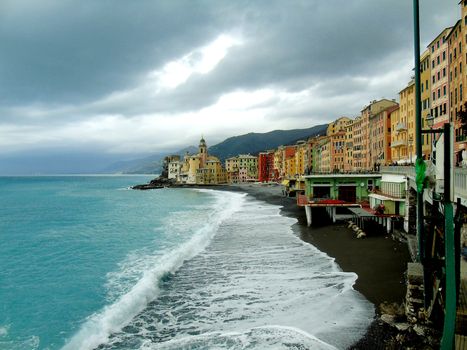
[303,174,382,203]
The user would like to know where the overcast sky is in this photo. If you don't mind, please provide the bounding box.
[0,0,461,172]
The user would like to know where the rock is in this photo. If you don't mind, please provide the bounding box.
[132,176,174,190]
[395,323,410,331]
[381,314,396,325]
[413,324,426,336]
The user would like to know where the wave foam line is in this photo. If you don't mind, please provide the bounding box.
[63,190,246,350]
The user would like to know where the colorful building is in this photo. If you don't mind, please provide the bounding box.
[420,48,432,159]
[327,116,351,136]
[330,131,345,172]
[344,119,355,172]
[303,173,382,203]
[258,150,275,182]
[179,137,226,184]
[429,28,451,129]
[225,154,258,183]
[394,80,415,163]
[369,104,399,168]
[447,19,467,157]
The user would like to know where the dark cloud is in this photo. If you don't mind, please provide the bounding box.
[0,0,460,173]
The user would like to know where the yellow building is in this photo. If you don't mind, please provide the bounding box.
[196,159,227,184]
[274,146,284,179]
[180,137,226,184]
[420,48,432,159]
[327,116,351,136]
[391,106,408,162]
[352,116,363,169]
[344,118,355,172]
[295,141,307,176]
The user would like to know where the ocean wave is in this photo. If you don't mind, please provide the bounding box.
[62,190,246,350]
[95,196,373,350]
[140,325,338,350]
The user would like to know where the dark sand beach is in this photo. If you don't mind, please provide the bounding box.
[219,183,412,349]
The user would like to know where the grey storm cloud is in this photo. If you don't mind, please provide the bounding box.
[0,0,456,109]
[0,0,460,169]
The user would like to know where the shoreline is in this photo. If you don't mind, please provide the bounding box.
[218,183,410,307]
[214,183,412,349]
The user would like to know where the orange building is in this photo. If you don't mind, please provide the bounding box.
[369,104,399,167]
[429,28,451,129]
[330,131,345,172]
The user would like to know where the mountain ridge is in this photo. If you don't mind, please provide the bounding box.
[106,124,328,173]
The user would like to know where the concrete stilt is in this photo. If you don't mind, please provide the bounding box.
[332,207,336,223]
[386,218,392,233]
[305,206,312,227]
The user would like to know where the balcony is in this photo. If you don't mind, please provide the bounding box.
[395,122,408,132]
[391,140,406,148]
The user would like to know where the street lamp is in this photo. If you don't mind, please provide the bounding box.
[426,114,434,160]
[408,135,414,164]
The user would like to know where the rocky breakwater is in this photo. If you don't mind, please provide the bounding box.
[132,176,174,190]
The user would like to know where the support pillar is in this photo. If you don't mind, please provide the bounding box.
[305,206,312,227]
[386,218,392,234]
[332,207,336,223]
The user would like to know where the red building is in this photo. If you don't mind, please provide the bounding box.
[258,151,275,182]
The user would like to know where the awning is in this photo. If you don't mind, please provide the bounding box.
[348,207,376,217]
[282,180,290,186]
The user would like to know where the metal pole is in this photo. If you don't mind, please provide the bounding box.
[413,0,429,308]
[441,123,455,349]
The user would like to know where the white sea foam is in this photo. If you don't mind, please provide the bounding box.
[0,334,40,350]
[139,325,338,350]
[0,325,9,337]
[96,195,374,350]
[62,190,246,350]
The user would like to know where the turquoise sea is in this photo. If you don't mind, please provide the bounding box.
[0,176,374,350]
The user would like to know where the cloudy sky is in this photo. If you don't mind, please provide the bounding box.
[0,0,460,173]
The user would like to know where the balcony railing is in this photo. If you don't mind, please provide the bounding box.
[391,140,406,148]
[395,122,407,132]
[380,165,415,177]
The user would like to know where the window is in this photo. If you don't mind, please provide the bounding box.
[461,62,463,74]
[438,89,441,98]
[437,56,440,65]
[438,71,441,80]
[432,60,435,69]
[444,85,446,96]
[461,84,463,101]
[432,75,436,84]
[437,40,440,49]
[443,67,446,77]
[433,92,436,100]
[432,45,435,53]
[461,42,463,53]
[443,51,446,60]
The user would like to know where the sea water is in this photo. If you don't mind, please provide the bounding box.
[0,176,374,350]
